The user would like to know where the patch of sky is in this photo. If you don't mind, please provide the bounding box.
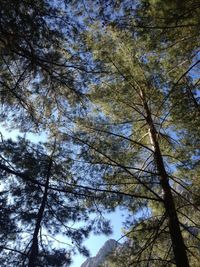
[0,124,47,143]
[71,207,129,267]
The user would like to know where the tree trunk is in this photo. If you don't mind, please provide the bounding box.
[28,158,52,267]
[140,90,190,267]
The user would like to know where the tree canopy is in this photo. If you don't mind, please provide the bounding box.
[0,0,199,266]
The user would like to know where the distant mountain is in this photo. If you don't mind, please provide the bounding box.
[80,239,118,267]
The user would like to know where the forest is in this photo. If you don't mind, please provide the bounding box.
[0,0,199,266]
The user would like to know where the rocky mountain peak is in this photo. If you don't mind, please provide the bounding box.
[80,239,118,267]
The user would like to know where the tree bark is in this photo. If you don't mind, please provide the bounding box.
[140,90,190,267]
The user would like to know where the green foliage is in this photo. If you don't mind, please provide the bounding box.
[0,0,199,266]
[75,1,200,266]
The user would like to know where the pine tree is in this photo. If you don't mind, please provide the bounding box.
[0,136,113,266]
[75,20,200,266]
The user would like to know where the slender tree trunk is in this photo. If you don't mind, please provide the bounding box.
[28,158,52,267]
[140,90,190,267]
